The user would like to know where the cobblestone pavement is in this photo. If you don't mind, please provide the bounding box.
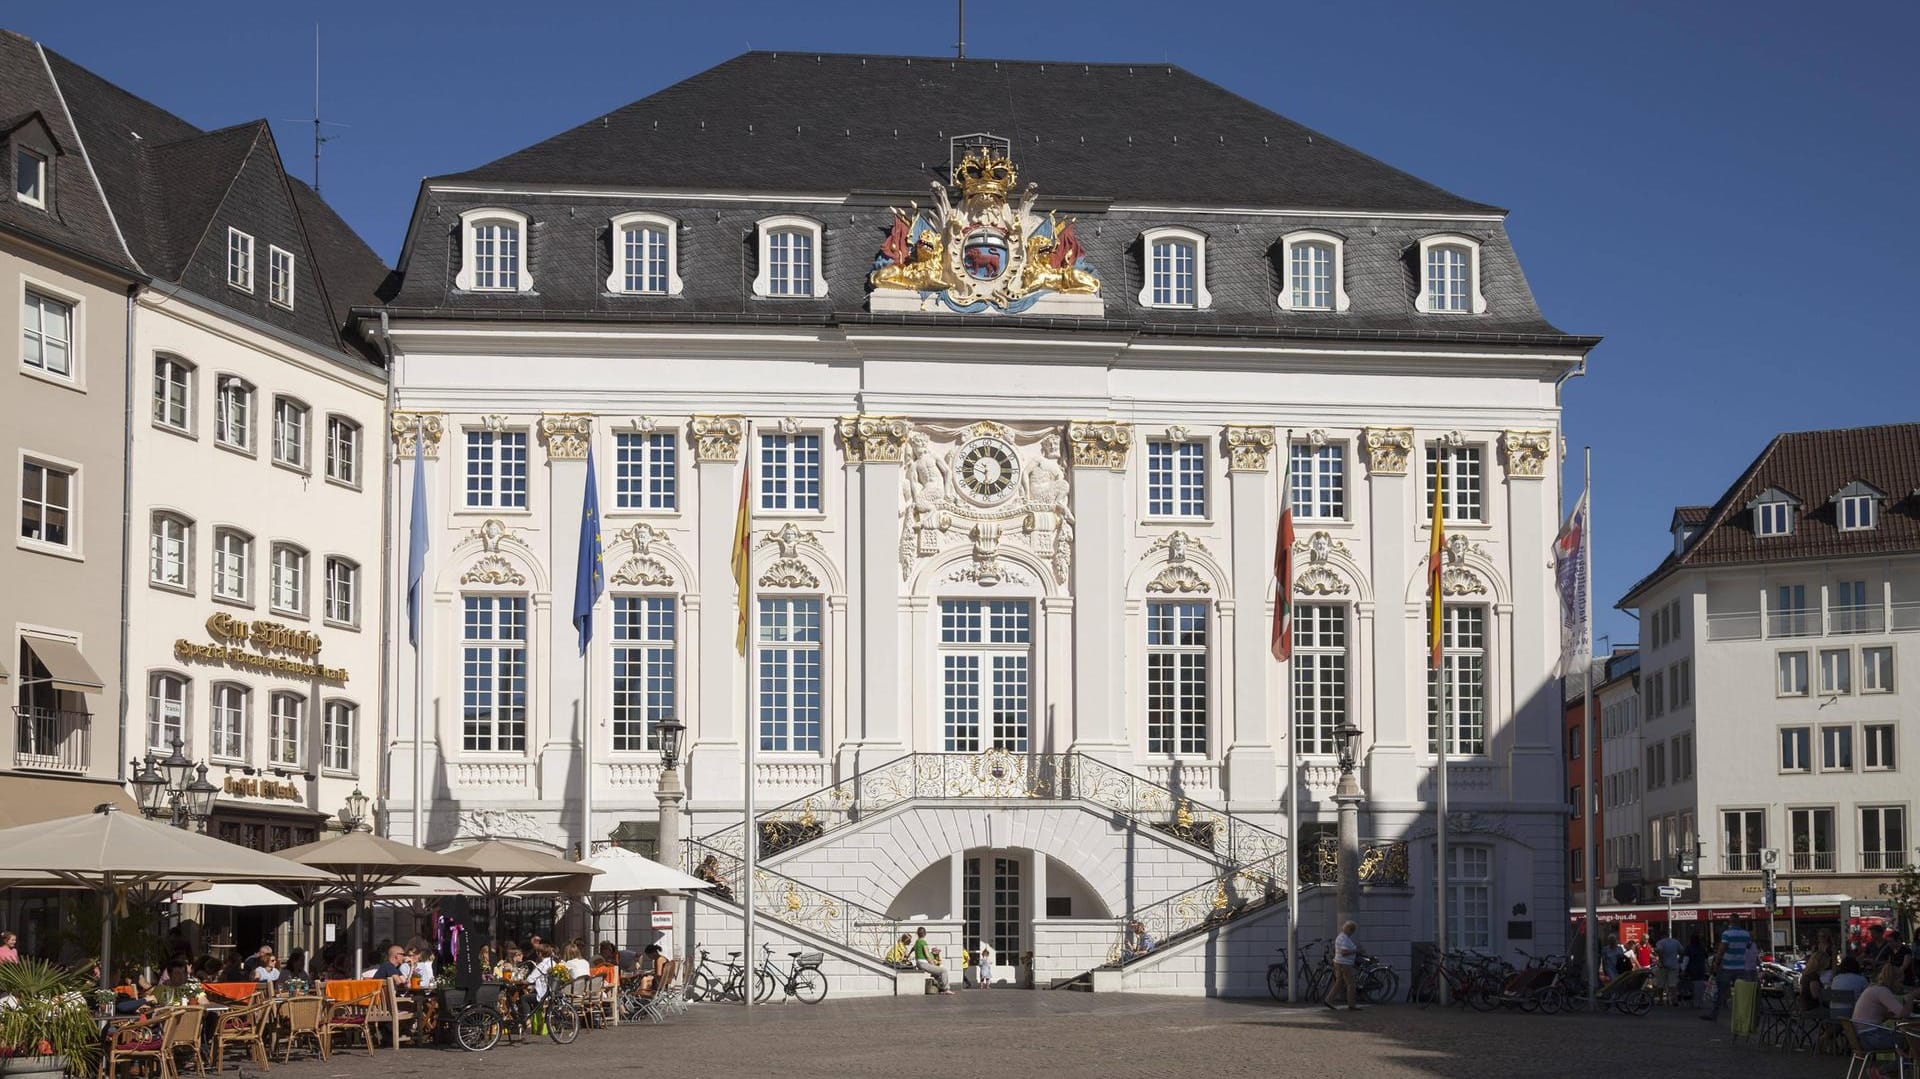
[264,995,1833,1079]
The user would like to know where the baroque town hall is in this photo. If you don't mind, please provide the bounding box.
[370,53,1597,993]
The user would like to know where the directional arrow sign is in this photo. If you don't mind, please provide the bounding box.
[1658,885,1684,899]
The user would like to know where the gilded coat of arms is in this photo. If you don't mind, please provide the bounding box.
[870,137,1102,314]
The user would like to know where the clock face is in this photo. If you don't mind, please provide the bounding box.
[956,437,1020,505]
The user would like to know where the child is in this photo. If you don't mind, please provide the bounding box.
[976,941,995,988]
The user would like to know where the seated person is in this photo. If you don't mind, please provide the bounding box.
[910,928,951,995]
[694,856,735,902]
[633,945,666,994]
[1852,963,1912,1052]
[1124,921,1155,957]
[1830,956,1870,1017]
[254,954,282,988]
[561,942,592,981]
[217,954,247,983]
[369,944,407,985]
[883,934,914,969]
[529,944,557,1000]
[402,947,436,986]
[592,941,621,980]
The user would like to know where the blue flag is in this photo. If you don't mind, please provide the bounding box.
[573,443,604,656]
[406,434,428,648]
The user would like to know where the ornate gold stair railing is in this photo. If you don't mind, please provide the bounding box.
[683,838,903,960]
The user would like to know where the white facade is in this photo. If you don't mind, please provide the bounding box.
[128,289,387,850]
[1596,659,1643,890]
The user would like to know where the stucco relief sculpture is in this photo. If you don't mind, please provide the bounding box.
[1223,425,1276,472]
[690,414,745,462]
[538,413,593,459]
[838,414,911,463]
[897,422,1075,588]
[1363,426,1414,474]
[390,411,444,459]
[1502,429,1552,478]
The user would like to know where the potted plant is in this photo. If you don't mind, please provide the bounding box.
[0,959,102,1078]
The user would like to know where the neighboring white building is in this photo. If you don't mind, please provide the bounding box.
[1596,652,1642,892]
[372,53,1597,992]
[1619,423,1920,948]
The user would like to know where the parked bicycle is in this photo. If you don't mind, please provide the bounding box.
[1409,950,1500,1010]
[751,943,830,1004]
[1267,938,1329,1002]
[1267,939,1396,1005]
[686,945,750,1004]
[453,970,582,1051]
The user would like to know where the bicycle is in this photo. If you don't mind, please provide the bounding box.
[750,944,830,1004]
[685,945,750,1004]
[1266,938,1329,1002]
[452,970,582,1051]
[1409,950,1499,1010]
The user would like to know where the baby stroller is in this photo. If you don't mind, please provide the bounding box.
[1594,966,1656,1015]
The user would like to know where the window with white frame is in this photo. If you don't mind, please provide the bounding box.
[1425,445,1484,523]
[1776,651,1809,696]
[1779,726,1811,773]
[1292,605,1347,755]
[149,513,191,590]
[15,146,46,208]
[1416,235,1483,314]
[1427,606,1487,755]
[1820,725,1853,772]
[210,683,248,761]
[758,596,823,753]
[457,209,531,292]
[1139,227,1209,309]
[324,557,358,626]
[153,355,192,432]
[215,376,253,451]
[269,544,307,615]
[939,599,1029,753]
[1864,723,1895,771]
[147,672,187,752]
[322,701,355,773]
[1279,230,1351,312]
[608,213,681,296]
[227,228,254,292]
[462,595,528,752]
[753,217,825,298]
[1773,583,1811,637]
[1863,646,1894,693]
[758,432,821,513]
[1860,806,1908,871]
[273,397,309,469]
[268,692,302,766]
[612,596,676,752]
[268,245,294,309]
[1838,494,1876,530]
[212,529,251,602]
[1789,807,1835,872]
[22,289,73,378]
[19,458,74,549]
[1146,600,1208,756]
[326,417,360,486]
[1831,579,1870,634]
[1145,440,1206,517]
[1446,845,1493,950]
[464,429,529,509]
[1723,808,1766,872]
[1819,649,1851,695]
[1290,441,1345,519]
[614,431,677,511]
[1750,487,1798,537]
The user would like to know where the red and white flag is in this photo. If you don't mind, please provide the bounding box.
[1272,441,1296,662]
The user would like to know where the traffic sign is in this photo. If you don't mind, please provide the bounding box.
[1657,885,1683,900]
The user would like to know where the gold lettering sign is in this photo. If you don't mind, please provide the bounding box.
[206,613,323,658]
[175,640,348,684]
[222,776,302,801]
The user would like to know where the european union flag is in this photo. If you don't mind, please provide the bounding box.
[573,443,604,656]
[406,435,428,649]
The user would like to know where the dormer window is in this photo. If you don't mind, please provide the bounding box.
[1138,226,1210,309]
[268,246,294,310]
[753,215,826,299]
[607,212,682,296]
[1749,487,1800,537]
[226,228,254,293]
[457,208,533,293]
[1416,234,1486,314]
[1831,481,1883,532]
[1279,230,1350,312]
[15,146,46,209]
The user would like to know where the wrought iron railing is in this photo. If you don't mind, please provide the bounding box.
[1108,852,1291,965]
[1300,835,1412,887]
[684,838,902,960]
[13,706,90,772]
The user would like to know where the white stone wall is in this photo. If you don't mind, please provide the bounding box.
[683,892,941,999]
[1106,887,1411,997]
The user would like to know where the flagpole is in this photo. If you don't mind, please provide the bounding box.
[740,421,756,1008]
[1434,461,1449,1004]
[1581,446,1598,1011]
[1281,430,1299,1004]
[406,433,428,848]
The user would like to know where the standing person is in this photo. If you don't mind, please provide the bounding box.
[0,931,18,963]
[910,927,952,995]
[1654,931,1683,1005]
[1633,937,1653,971]
[976,941,995,989]
[1600,933,1626,984]
[1702,922,1757,1022]
[1325,920,1360,1012]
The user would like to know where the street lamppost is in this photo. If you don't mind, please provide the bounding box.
[129,736,219,832]
[1333,718,1365,930]
[654,718,686,956]
[337,787,371,832]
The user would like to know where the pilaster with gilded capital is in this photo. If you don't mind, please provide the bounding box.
[391,411,445,460]
[538,413,594,460]
[1501,430,1552,479]
[1066,420,1133,471]
[837,415,911,464]
[1222,425,1277,473]
[1362,426,1415,475]
[690,415,746,463]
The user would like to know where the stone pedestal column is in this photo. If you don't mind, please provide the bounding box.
[1361,427,1417,804]
[688,416,746,806]
[841,417,910,771]
[1224,425,1279,809]
[655,763,685,956]
[1067,421,1131,759]
[1335,774,1363,931]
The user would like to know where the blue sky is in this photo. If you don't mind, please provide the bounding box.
[12,0,1917,649]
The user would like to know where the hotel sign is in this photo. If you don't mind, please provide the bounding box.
[174,611,348,684]
[222,775,302,801]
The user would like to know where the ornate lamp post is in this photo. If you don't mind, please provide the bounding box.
[654,718,687,955]
[1333,719,1365,930]
[129,737,218,832]
[338,787,371,832]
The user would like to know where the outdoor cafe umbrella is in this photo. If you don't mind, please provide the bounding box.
[275,830,470,971]
[542,845,710,945]
[0,803,331,988]
[439,839,602,937]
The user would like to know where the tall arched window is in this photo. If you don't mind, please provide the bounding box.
[147,672,188,752]
[753,216,826,298]
[608,212,682,296]
[270,544,308,615]
[149,512,193,590]
[611,596,677,752]
[1145,600,1208,756]
[213,529,253,602]
[457,208,534,292]
[1138,226,1210,309]
[210,683,249,761]
[269,692,304,766]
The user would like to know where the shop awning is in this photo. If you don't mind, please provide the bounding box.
[23,636,104,693]
[0,774,136,829]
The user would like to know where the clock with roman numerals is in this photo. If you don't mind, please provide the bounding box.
[955,436,1020,506]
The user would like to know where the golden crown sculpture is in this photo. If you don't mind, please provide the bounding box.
[953,147,1017,199]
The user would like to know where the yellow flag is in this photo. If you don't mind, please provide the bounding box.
[731,452,751,655]
[1427,457,1446,670]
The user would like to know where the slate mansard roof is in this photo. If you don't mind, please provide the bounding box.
[0,30,391,364]
[391,52,1593,346]
[1619,423,1920,607]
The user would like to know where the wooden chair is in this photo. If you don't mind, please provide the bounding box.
[100,1010,172,1079]
[323,987,380,1056]
[162,1003,206,1077]
[363,980,410,1049]
[277,995,327,1063]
